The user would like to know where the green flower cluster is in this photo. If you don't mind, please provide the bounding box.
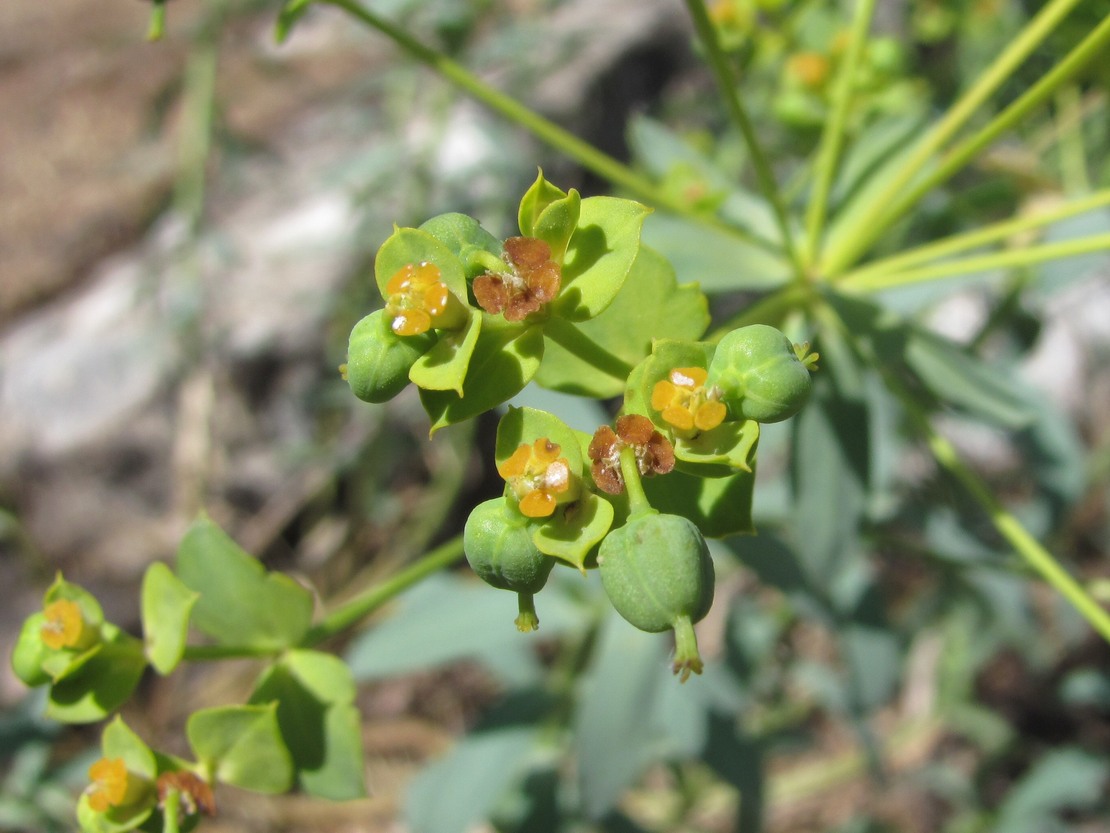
[344,174,817,678]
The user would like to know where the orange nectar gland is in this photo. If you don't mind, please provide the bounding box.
[498,438,574,518]
[385,262,465,337]
[41,599,92,650]
[651,367,726,437]
[86,758,130,813]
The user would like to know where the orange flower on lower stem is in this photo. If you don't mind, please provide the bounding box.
[473,237,561,322]
[86,758,130,813]
[498,438,574,518]
[385,262,466,336]
[41,599,93,650]
[651,366,726,437]
[588,415,675,495]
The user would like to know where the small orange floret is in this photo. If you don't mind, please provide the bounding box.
[651,366,726,437]
[87,758,129,812]
[41,599,86,650]
[385,262,461,336]
[498,439,572,518]
[473,237,561,322]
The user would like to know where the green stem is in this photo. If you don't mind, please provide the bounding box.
[671,614,704,682]
[803,0,877,268]
[1057,85,1091,194]
[841,232,1110,292]
[303,535,465,645]
[821,0,1086,275]
[313,0,766,249]
[619,446,653,518]
[683,0,804,276]
[890,376,1110,645]
[838,189,1110,286]
[147,0,167,41]
[874,12,1110,233]
[162,790,181,833]
[542,317,634,382]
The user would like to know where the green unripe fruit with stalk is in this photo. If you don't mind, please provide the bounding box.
[464,497,554,632]
[707,324,816,423]
[598,512,714,681]
[344,309,435,404]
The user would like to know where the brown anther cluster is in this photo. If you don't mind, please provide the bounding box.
[588,414,675,495]
[157,771,217,818]
[473,237,561,322]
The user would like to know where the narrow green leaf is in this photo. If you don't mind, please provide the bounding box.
[904,330,1037,428]
[574,611,669,819]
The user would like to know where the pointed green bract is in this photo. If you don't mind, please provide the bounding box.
[532,188,582,265]
[176,516,314,651]
[537,246,710,397]
[554,197,651,321]
[250,650,366,800]
[642,466,756,538]
[530,490,614,571]
[141,562,198,676]
[187,703,294,794]
[518,171,570,237]
[45,629,146,724]
[421,320,545,433]
[409,307,483,394]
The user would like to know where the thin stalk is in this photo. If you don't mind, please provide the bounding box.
[873,12,1110,233]
[683,0,804,276]
[1057,85,1092,194]
[803,0,877,268]
[303,535,464,645]
[839,188,1110,286]
[890,375,1110,645]
[821,0,1086,275]
[314,0,767,249]
[841,232,1110,292]
[619,446,653,518]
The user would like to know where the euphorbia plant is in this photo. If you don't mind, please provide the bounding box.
[12,0,1110,830]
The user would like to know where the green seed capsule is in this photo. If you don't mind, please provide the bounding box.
[707,324,813,423]
[464,498,555,631]
[344,310,435,404]
[598,513,714,680]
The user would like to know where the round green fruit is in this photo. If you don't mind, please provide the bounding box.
[464,498,555,631]
[598,512,714,680]
[707,324,812,423]
[345,310,434,404]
